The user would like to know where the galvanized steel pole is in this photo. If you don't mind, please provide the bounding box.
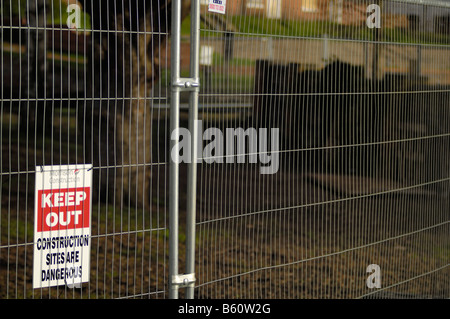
[169,0,199,299]
[185,0,200,299]
[169,0,182,300]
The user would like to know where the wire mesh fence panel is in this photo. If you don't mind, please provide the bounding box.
[194,0,450,298]
[1,0,449,300]
[0,0,173,298]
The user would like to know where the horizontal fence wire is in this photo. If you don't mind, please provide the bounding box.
[194,0,450,299]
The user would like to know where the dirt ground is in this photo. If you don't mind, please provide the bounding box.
[1,110,449,299]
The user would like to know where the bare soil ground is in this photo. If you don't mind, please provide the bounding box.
[1,109,448,299]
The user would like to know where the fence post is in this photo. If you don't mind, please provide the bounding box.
[185,0,200,300]
[169,0,199,299]
[168,0,182,300]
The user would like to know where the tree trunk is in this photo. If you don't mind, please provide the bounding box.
[81,0,190,208]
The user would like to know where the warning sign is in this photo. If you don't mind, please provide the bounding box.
[33,165,92,289]
[208,0,226,14]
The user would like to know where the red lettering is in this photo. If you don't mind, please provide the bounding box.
[37,187,90,232]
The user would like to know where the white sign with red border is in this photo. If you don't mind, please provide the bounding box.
[33,164,92,289]
[208,0,226,14]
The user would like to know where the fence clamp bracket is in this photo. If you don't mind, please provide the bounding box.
[172,78,200,92]
[172,273,196,288]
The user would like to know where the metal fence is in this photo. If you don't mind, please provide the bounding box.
[1,0,449,299]
[191,0,450,299]
[1,0,173,298]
